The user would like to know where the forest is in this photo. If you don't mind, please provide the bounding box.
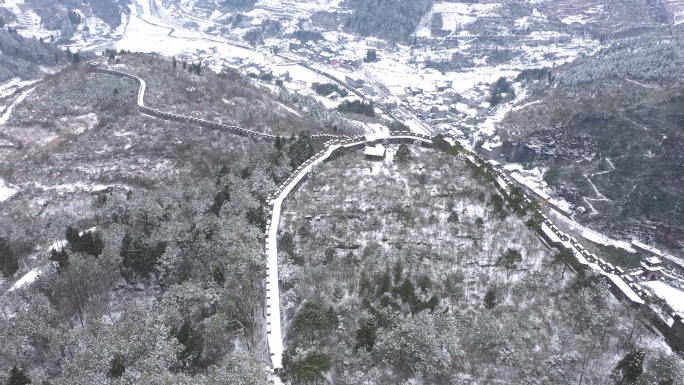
[277,143,684,384]
[0,28,65,81]
[342,0,433,41]
[0,49,347,384]
[0,130,325,384]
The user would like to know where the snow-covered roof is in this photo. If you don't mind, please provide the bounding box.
[602,273,645,304]
[533,188,550,201]
[640,261,663,272]
[481,142,502,151]
[364,145,386,157]
[542,223,561,244]
[645,256,662,265]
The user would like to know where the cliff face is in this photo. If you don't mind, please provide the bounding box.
[502,141,537,163]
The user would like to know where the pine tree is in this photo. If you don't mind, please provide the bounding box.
[174,320,204,368]
[107,354,126,378]
[394,144,413,165]
[484,287,497,309]
[355,318,377,352]
[430,12,444,34]
[7,366,31,385]
[120,233,166,282]
[612,348,645,384]
[447,211,459,224]
[396,278,417,305]
[212,265,225,286]
[294,351,330,384]
[552,248,575,279]
[375,269,391,297]
[288,132,315,169]
[65,227,103,257]
[49,248,69,270]
[210,185,230,216]
[65,226,79,246]
[292,301,331,346]
[495,248,523,279]
[246,206,266,231]
[0,237,19,277]
[392,260,403,285]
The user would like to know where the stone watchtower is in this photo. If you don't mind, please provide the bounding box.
[640,256,664,281]
[87,61,100,73]
[185,87,198,102]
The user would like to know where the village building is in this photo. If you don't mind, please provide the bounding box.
[362,84,375,96]
[478,141,503,160]
[345,76,365,88]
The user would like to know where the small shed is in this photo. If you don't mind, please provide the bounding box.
[364,144,386,160]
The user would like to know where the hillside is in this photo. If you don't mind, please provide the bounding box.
[0,52,336,384]
[3,1,684,384]
[499,30,684,247]
[276,143,683,384]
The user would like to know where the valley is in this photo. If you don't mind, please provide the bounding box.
[1,0,684,384]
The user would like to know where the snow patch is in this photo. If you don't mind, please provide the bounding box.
[0,86,37,124]
[0,179,19,202]
[9,268,41,292]
[643,281,684,313]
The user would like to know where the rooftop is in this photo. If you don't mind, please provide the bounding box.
[602,272,645,304]
[645,256,662,265]
[364,144,386,157]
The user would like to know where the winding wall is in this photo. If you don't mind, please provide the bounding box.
[89,62,349,142]
[90,61,684,365]
[264,132,684,370]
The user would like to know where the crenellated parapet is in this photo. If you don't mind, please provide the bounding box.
[90,62,350,142]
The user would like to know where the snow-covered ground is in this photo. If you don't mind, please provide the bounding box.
[4,0,681,374]
[0,78,40,99]
[0,86,37,124]
[643,281,684,313]
[414,2,503,37]
[8,268,41,292]
[0,179,19,202]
